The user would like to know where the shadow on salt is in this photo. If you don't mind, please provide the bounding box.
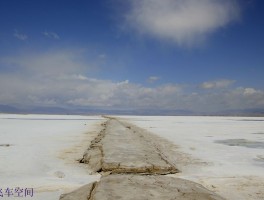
[215,139,264,149]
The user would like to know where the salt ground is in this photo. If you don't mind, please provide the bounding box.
[118,116,264,200]
[0,114,104,200]
[1,114,264,200]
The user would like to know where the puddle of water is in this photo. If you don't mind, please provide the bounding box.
[215,139,264,149]
[235,119,264,121]
[0,144,12,147]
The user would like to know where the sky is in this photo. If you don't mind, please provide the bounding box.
[0,0,264,113]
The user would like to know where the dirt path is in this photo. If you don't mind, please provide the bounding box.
[60,118,225,200]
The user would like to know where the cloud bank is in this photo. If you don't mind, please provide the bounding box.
[0,49,264,113]
[126,0,240,46]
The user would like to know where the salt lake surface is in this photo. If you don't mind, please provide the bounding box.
[119,116,264,200]
[1,114,264,200]
[0,114,104,200]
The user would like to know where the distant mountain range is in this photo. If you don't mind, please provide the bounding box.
[0,104,264,116]
[0,105,22,113]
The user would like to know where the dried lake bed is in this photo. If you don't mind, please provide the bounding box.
[118,116,264,200]
[0,114,263,199]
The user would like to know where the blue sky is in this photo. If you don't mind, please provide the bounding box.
[0,0,264,112]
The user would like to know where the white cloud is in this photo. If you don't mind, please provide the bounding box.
[13,30,28,40]
[200,79,235,89]
[243,88,259,96]
[1,49,89,78]
[0,50,264,112]
[147,76,160,83]
[43,31,60,39]
[125,0,240,46]
[58,74,89,81]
